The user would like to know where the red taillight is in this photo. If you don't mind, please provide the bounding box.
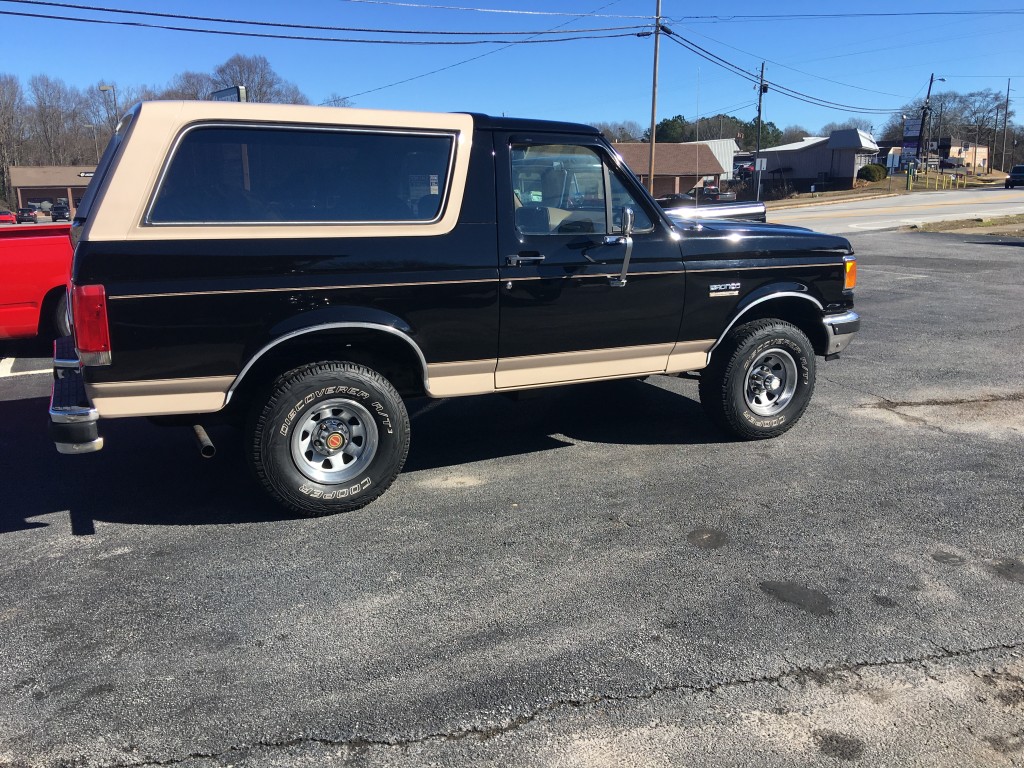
[72,283,111,364]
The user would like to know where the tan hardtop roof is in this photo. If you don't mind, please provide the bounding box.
[83,101,477,243]
[124,100,480,130]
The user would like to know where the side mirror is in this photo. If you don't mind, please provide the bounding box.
[621,206,635,237]
[609,206,635,288]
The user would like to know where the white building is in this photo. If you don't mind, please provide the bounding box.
[761,129,879,191]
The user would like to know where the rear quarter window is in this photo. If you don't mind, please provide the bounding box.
[147,125,455,225]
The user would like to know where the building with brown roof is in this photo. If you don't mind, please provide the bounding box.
[9,166,95,214]
[611,142,725,196]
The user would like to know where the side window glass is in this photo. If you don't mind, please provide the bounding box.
[511,143,607,235]
[149,126,454,224]
[608,171,655,232]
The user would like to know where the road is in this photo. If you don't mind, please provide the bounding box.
[768,185,1024,234]
[1,231,1023,766]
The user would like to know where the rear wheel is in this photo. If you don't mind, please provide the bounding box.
[248,361,410,516]
[699,319,816,440]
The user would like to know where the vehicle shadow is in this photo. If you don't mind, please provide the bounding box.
[0,335,53,359]
[0,379,726,533]
[403,377,725,473]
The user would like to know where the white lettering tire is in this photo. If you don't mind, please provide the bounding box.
[248,362,410,516]
[699,319,816,440]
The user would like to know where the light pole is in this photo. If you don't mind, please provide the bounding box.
[98,84,119,129]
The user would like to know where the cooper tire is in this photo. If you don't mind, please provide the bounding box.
[699,319,816,440]
[249,361,410,516]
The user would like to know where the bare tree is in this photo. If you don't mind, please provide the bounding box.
[212,54,308,104]
[161,71,215,100]
[592,120,645,142]
[0,74,26,204]
[322,93,353,108]
[26,75,91,166]
[820,118,873,135]
[779,124,811,144]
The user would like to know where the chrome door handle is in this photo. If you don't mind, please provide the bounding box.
[506,252,545,267]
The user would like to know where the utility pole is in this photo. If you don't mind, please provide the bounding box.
[754,62,766,201]
[1001,79,1011,172]
[646,0,662,194]
[917,73,943,170]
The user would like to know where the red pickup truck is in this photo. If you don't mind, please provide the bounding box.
[0,222,73,340]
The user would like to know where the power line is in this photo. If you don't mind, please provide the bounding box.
[0,8,646,44]
[672,23,910,100]
[335,0,651,19]
[669,10,1024,23]
[0,0,647,36]
[326,0,630,102]
[336,1,1024,23]
[662,30,900,115]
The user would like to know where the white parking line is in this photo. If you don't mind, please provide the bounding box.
[0,358,49,378]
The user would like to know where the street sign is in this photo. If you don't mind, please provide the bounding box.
[755,158,767,171]
[903,119,922,137]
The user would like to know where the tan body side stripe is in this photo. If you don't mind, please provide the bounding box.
[90,341,715,417]
[86,376,234,418]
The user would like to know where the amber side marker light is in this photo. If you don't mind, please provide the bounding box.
[844,258,857,290]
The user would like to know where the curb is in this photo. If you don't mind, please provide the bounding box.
[766,193,900,211]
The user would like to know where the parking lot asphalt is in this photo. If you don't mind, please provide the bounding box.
[1,231,1023,767]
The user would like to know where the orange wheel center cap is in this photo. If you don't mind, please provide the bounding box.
[326,432,345,450]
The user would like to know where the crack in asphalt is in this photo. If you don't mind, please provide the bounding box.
[98,641,1024,768]
[849,391,1024,434]
[865,392,1024,409]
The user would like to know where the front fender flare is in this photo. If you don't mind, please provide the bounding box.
[709,283,823,356]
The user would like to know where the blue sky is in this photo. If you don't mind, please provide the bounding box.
[3,0,1022,134]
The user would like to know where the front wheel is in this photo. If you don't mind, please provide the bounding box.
[698,319,816,440]
[248,361,410,517]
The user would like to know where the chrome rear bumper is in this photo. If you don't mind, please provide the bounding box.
[49,336,104,454]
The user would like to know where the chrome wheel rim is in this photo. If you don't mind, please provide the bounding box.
[290,398,379,484]
[744,348,798,416]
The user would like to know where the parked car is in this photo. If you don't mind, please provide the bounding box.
[49,100,859,517]
[16,208,38,223]
[697,185,737,202]
[1006,165,1024,189]
[0,210,16,225]
[50,204,71,221]
[939,157,964,169]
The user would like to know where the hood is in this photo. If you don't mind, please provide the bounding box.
[667,215,853,256]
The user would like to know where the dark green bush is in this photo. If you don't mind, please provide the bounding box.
[857,164,887,182]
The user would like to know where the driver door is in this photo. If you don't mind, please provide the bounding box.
[494,134,686,389]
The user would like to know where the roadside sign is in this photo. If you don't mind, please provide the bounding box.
[903,119,922,137]
[210,86,247,103]
[755,158,767,171]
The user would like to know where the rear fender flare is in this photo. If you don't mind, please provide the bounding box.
[227,308,428,404]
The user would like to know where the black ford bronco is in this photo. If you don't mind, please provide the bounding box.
[50,101,859,516]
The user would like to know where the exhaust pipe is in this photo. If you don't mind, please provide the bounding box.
[193,424,216,459]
